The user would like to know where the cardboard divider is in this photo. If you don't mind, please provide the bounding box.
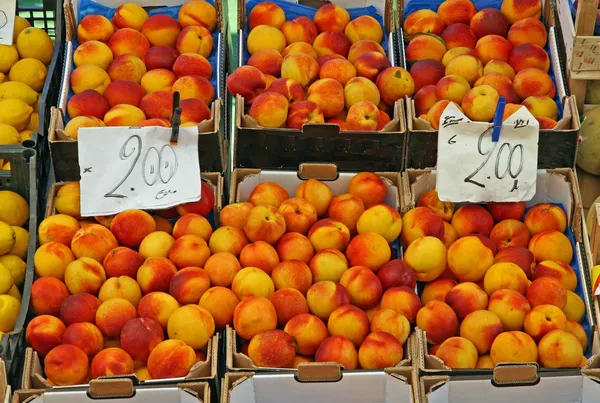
[49,0,227,181]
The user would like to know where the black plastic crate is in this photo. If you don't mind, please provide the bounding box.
[16,0,57,39]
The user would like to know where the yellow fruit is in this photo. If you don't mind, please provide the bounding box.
[0,45,19,74]
[55,182,81,219]
[0,295,21,332]
[1,162,9,171]
[0,222,16,255]
[19,130,33,143]
[0,73,5,83]
[6,285,21,301]
[0,191,29,227]
[0,124,20,145]
[16,27,54,65]
[35,96,41,112]
[9,58,47,92]
[0,82,38,106]
[0,255,26,287]
[13,17,31,42]
[27,113,39,131]
[0,264,14,295]
[0,99,33,131]
[8,226,28,260]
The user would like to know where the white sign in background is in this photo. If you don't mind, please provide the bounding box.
[78,126,201,217]
[436,103,539,203]
[0,0,16,45]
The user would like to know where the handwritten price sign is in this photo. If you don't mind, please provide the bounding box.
[436,103,539,203]
[0,0,16,45]
[78,126,201,217]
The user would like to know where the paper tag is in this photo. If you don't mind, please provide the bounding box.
[78,126,201,217]
[0,0,16,45]
[436,103,539,203]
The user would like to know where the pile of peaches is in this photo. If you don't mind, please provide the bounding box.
[63,0,218,140]
[405,191,587,369]
[227,1,413,131]
[405,0,560,129]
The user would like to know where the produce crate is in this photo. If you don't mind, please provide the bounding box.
[401,0,581,170]
[222,364,418,403]
[48,0,227,182]
[14,378,212,403]
[232,0,407,172]
[0,149,37,387]
[402,168,597,375]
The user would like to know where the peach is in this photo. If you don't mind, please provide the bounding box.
[176,26,213,58]
[199,286,239,329]
[461,85,500,122]
[460,310,503,354]
[209,226,249,256]
[98,276,142,307]
[91,347,134,378]
[319,58,356,86]
[421,279,456,307]
[566,320,588,350]
[243,205,286,244]
[410,59,445,92]
[295,179,333,217]
[475,36,513,66]
[404,10,445,36]
[178,0,216,30]
[276,232,314,264]
[348,172,386,208]
[501,0,541,24]
[77,15,115,43]
[137,256,177,294]
[345,101,379,131]
[378,287,421,325]
[284,313,329,356]
[488,289,531,331]
[417,189,455,222]
[536,116,558,129]
[30,277,69,316]
[495,246,535,279]
[38,214,80,246]
[44,345,89,386]
[220,202,254,231]
[376,66,415,105]
[277,198,318,235]
[137,292,179,330]
[62,323,103,358]
[307,281,351,321]
[140,69,177,94]
[484,60,516,81]
[524,304,567,343]
[452,204,494,237]
[272,260,312,295]
[315,335,357,369]
[280,52,320,88]
[168,267,210,305]
[507,18,547,48]
[173,214,213,241]
[167,234,211,269]
[140,15,180,48]
[490,331,538,364]
[96,298,137,337]
[445,55,483,86]
[202,253,240,287]
[248,92,289,128]
[538,329,582,368]
[73,40,113,70]
[266,77,304,104]
[416,301,458,344]
[488,219,531,251]
[67,89,109,119]
[476,355,494,368]
[70,64,111,95]
[433,78,470,111]
[355,205,402,244]
[26,315,66,357]
[112,3,148,31]
[446,235,492,282]
[339,266,383,309]
[401,207,445,246]
[240,241,280,275]
[108,28,150,58]
[306,78,345,118]
[371,309,410,344]
[435,336,478,369]
[167,305,214,349]
[247,49,283,77]
[248,329,296,368]
[172,53,212,79]
[529,230,573,264]
[271,288,309,327]
[487,201,526,221]
[232,266,275,300]
[172,75,214,105]
[60,293,101,327]
[249,2,285,29]
[414,85,438,115]
[440,222,457,249]
[527,277,567,309]
[524,204,567,235]
[63,257,105,295]
[563,291,585,322]
[509,44,550,76]
[483,262,529,296]
[63,116,104,139]
[308,219,351,252]
[358,332,404,369]
[107,54,147,83]
[281,19,315,45]
[309,247,348,283]
[104,104,146,126]
[513,68,556,99]
[103,80,145,108]
[233,296,277,340]
[406,35,447,62]
[534,260,577,291]
[522,96,558,120]
[294,16,318,42]
[282,42,318,59]
[227,65,267,104]
[442,47,477,66]
[34,241,75,279]
[313,4,350,33]
[247,25,286,55]
[470,9,509,38]
[445,282,489,320]
[344,15,383,44]
[345,232,391,272]
[109,209,155,248]
[103,247,144,279]
[347,40,385,64]
[438,0,477,25]
[327,305,369,347]
[119,318,164,362]
[474,73,520,104]
[147,339,196,379]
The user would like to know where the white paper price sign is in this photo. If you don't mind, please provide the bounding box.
[0,0,16,45]
[78,126,201,217]
[436,103,539,203]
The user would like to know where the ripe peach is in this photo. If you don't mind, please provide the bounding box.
[140,69,177,94]
[417,301,458,344]
[404,9,444,35]
[509,44,549,75]
[108,28,150,58]
[272,260,312,295]
[63,257,105,295]
[319,58,356,86]
[409,59,445,93]
[202,253,239,287]
[67,89,109,119]
[470,9,509,38]
[483,262,529,296]
[271,288,309,327]
[529,230,573,264]
[527,277,567,309]
[209,226,249,256]
[308,219,351,252]
[249,2,285,29]
[414,85,438,115]
[347,41,384,65]
[295,179,333,217]
[524,304,567,343]
[140,14,181,48]
[167,305,214,349]
[38,214,80,247]
[343,77,380,110]
[277,198,318,235]
[281,42,318,59]
[168,267,210,304]
[249,91,290,128]
[307,281,351,321]
[220,203,253,231]
[522,96,558,120]
[176,26,213,58]
[276,232,314,264]
[536,116,558,129]
[417,189,455,222]
[442,222,459,249]
[243,205,287,244]
[347,173,385,209]
[306,78,345,118]
[380,286,422,324]
[77,15,115,43]
[96,298,137,338]
[371,309,410,344]
[446,55,483,86]
[30,277,69,316]
[137,292,179,330]
[355,204,402,244]
[438,0,477,25]
[109,210,155,249]
[401,207,445,246]
[344,15,383,44]
[487,201,526,221]
[240,241,280,275]
[489,219,531,250]
[281,19,315,45]
[147,339,196,379]
[26,315,66,357]
[70,64,111,95]
[445,282,489,320]
[103,80,145,108]
[248,330,295,368]
[177,0,217,29]
[524,204,567,235]
[73,40,113,71]
[315,336,357,369]
[60,293,100,327]
[513,68,556,99]
[507,18,547,47]
[107,54,147,83]
[173,53,212,79]
[98,275,142,307]
[280,52,320,87]
[495,246,535,279]
[434,75,471,106]
[247,49,283,77]
[266,77,304,104]
[376,66,415,105]
[446,235,493,282]
[566,320,588,350]
[167,235,211,269]
[233,296,277,340]
[460,310,504,354]
[490,331,538,364]
[488,289,531,331]
[63,116,104,140]
[538,329,582,368]
[119,318,164,362]
[461,85,500,122]
[435,336,478,369]
[345,101,380,131]
[439,24,474,50]
[327,305,369,347]
[346,232,391,272]
[563,291,585,322]
[452,204,495,237]
[112,3,148,31]
[284,313,329,356]
[232,266,275,300]
[358,332,404,369]
[313,4,350,32]
[474,73,520,104]
[406,34,447,62]
[91,347,134,378]
[534,260,577,291]
[501,0,541,24]
[199,286,239,329]
[138,231,175,259]
[422,278,458,305]
[172,75,214,105]
[172,214,212,241]
[104,104,146,126]
[442,47,477,66]
[62,323,103,358]
[136,257,177,294]
[483,60,516,81]
[227,65,267,104]
[44,345,89,386]
[339,266,382,309]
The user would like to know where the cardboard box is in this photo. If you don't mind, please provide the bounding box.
[13,379,210,403]
[48,0,227,182]
[232,0,407,172]
[222,365,418,403]
[400,0,581,170]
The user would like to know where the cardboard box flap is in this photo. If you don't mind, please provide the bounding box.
[19,387,203,403]
[296,363,342,382]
